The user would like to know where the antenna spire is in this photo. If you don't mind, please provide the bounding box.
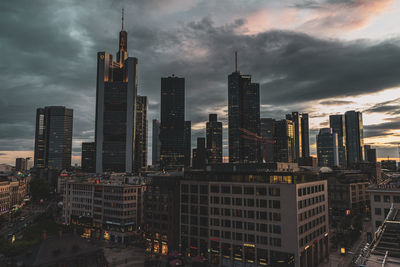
[121,8,124,30]
[235,51,238,72]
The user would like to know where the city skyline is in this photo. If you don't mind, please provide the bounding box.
[2,0,400,166]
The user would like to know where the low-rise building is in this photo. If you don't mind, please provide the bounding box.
[181,164,329,267]
[367,179,400,233]
[62,175,145,244]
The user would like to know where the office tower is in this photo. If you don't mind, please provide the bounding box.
[95,13,138,173]
[184,121,191,168]
[81,142,96,173]
[152,119,161,167]
[34,106,73,170]
[364,145,377,163]
[160,76,185,170]
[181,166,329,266]
[317,128,339,167]
[345,111,364,167]
[329,115,347,168]
[206,114,223,164]
[192,137,207,169]
[15,158,27,171]
[260,118,275,163]
[135,96,148,172]
[228,52,261,163]
[301,113,310,158]
[286,112,302,162]
[273,119,295,163]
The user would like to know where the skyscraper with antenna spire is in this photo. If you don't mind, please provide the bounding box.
[95,9,139,173]
[228,51,261,163]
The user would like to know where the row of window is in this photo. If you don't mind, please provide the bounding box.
[299,205,325,222]
[299,225,326,247]
[298,184,324,197]
[299,215,326,234]
[298,194,325,210]
[374,195,400,203]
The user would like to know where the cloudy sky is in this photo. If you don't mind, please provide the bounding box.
[1,0,400,166]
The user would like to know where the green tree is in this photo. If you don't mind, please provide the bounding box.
[30,178,50,202]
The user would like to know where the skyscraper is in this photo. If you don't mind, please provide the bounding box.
[34,106,73,170]
[206,114,223,164]
[317,128,339,167]
[15,158,27,171]
[345,111,364,167]
[273,119,295,163]
[329,114,347,168]
[152,119,161,167]
[81,142,96,173]
[301,113,310,158]
[135,95,148,172]
[364,145,377,163]
[192,137,207,169]
[260,118,275,163]
[184,121,191,168]
[95,13,138,173]
[228,52,260,163]
[286,112,302,162]
[160,75,185,170]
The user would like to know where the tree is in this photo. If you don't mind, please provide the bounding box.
[30,178,50,202]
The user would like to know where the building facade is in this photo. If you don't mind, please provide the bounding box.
[228,55,260,163]
[316,128,339,167]
[206,114,223,164]
[15,158,27,171]
[160,76,185,170]
[260,118,275,163]
[345,111,364,167]
[82,142,96,173]
[364,145,377,163]
[135,95,148,172]
[192,137,207,169]
[184,121,192,168]
[181,167,329,267]
[329,115,347,168]
[95,20,138,173]
[273,119,295,163]
[152,119,161,167]
[34,106,73,170]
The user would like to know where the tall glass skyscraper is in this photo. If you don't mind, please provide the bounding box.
[160,75,185,170]
[184,121,191,168]
[286,112,310,161]
[329,114,347,167]
[206,114,223,163]
[273,119,295,163]
[81,142,95,173]
[34,106,73,170]
[317,128,338,167]
[228,53,260,163]
[152,119,161,167]
[135,95,148,172]
[95,15,138,173]
[345,111,364,167]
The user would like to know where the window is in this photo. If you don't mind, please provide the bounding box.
[232,186,242,194]
[384,195,391,203]
[374,195,381,202]
[298,188,302,196]
[191,185,198,194]
[224,197,231,205]
[211,185,219,193]
[394,196,400,203]
[244,187,254,195]
[375,208,381,215]
[221,186,230,194]
[200,185,208,194]
[269,187,280,196]
[260,200,267,208]
[272,200,281,209]
[182,184,189,193]
[257,187,267,196]
[375,220,382,228]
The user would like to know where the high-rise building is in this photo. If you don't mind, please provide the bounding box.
[206,114,223,164]
[135,96,148,172]
[152,119,161,167]
[286,112,302,162]
[317,128,339,167]
[95,13,138,173]
[260,118,275,163]
[273,119,295,163]
[364,145,377,163]
[301,113,310,158]
[34,106,73,170]
[329,115,347,168]
[228,52,260,163]
[160,76,185,170]
[15,158,27,171]
[192,137,207,169]
[81,142,96,173]
[184,121,191,168]
[345,111,364,167]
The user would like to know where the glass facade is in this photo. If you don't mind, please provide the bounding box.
[206,114,223,163]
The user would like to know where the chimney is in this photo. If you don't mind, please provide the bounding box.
[43,231,47,241]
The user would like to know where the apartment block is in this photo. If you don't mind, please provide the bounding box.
[180,165,329,267]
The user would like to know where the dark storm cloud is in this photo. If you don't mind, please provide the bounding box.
[364,98,400,115]
[1,0,400,160]
[364,117,400,138]
[319,100,355,105]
